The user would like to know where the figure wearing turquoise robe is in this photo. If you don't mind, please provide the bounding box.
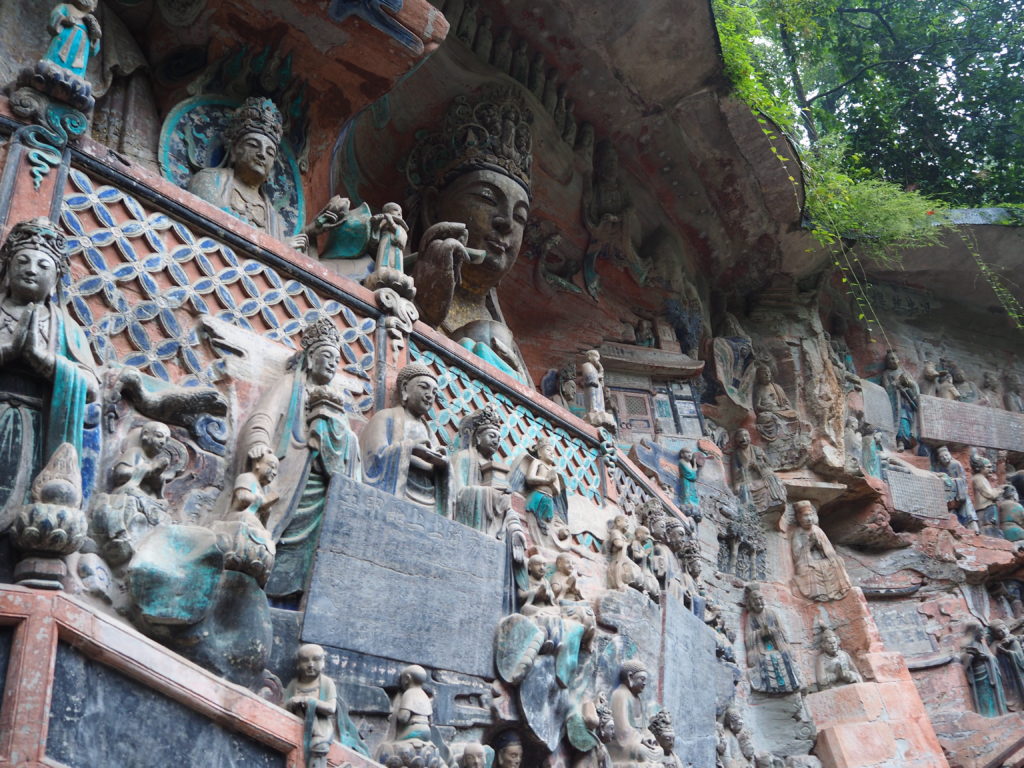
[45,4,101,78]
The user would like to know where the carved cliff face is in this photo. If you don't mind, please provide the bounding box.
[432,169,530,295]
[6,247,59,303]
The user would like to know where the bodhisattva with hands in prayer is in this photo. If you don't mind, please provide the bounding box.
[0,218,98,529]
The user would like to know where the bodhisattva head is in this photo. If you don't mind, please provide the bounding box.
[648,709,675,753]
[224,97,284,188]
[755,363,772,385]
[396,363,438,418]
[410,89,533,296]
[0,218,68,305]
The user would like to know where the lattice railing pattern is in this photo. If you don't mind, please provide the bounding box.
[410,341,604,504]
[611,464,654,514]
[59,169,376,411]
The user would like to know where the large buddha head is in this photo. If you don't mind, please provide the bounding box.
[406,88,533,295]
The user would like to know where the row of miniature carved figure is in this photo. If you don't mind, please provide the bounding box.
[920,359,1024,411]
[933,446,1024,538]
[959,619,1024,718]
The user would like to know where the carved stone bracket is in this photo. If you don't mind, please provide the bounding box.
[10,88,88,189]
[375,286,420,354]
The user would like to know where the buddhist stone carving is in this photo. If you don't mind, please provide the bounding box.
[13,442,87,589]
[815,627,862,690]
[405,88,533,383]
[920,360,940,397]
[1004,373,1024,412]
[789,500,851,602]
[214,451,280,587]
[935,370,960,400]
[989,620,1024,708]
[284,643,368,767]
[743,583,801,694]
[510,436,567,538]
[730,429,786,514]
[91,421,185,567]
[240,317,362,601]
[452,406,511,531]
[364,202,415,299]
[581,350,616,431]
[0,219,98,532]
[609,659,661,766]
[584,141,646,292]
[881,350,919,452]
[458,742,487,768]
[945,359,980,403]
[934,446,977,531]
[361,363,450,518]
[718,706,754,768]
[377,664,445,767]
[980,371,1002,408]
[961,621,1007,717]
[677,448,701,518]
[997,484,1024,542]
[548,361,578,412]
[607,514,645,593]
[752,363,797,440]
[493,731,524,768]
[970,455,1001,537]
[649,710,683,768]
[568,695,614,768]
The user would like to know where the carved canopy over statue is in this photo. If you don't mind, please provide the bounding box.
[403,87,533,383]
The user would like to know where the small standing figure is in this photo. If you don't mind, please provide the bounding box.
[997,484,1024,542]
[935,371,960,401]
[1004,373,1024,413]
[217,451,280,587]
[606,514,643,592]
[880,349,919,452]
[377,664,444,767]
[980,372,1002,408]
[947,359,981,403]
[365,202,415,298]
[743,583,801,694]
[789,500,851,602]
[44,0,102,78]
[961,622,1008,717]
[285,644,339,768]
[971,455,1001,536]
[515,436,567,536]
[676,448,701,517]
[815,627,862,690]
[581,350,616,431]
[451,405,512,534]
[934,446,978,531]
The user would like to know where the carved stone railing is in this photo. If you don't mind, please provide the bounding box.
[0,101,689,518]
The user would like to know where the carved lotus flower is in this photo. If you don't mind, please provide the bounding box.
[14,502,87,556]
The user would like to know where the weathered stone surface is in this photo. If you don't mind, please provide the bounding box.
[747,692,816,757]
[861,380,896,435]
[661,592,717,768]
[304,474,507,677]
[0,625,10,701]
[868,602,937,658]
[596,588,663,676]
[919,394,1024,452]
[46,643,285,768]
[887,472,949,521]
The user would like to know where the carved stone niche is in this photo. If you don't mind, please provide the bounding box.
[714,499,766,581]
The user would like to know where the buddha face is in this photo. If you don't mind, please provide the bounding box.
[231,131,278,186]
[431,169,530,294]
[7,247,59,304]
[402,375,438,417]
[627,668,648,695]
[140,422,170,457]
[795,503,817,529]
[475,425,501,457]
[307,345,340,385]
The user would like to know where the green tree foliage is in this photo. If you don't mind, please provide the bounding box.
[712,0,1024,206]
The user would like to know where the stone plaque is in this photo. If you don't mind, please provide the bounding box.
[868,602,936,657]
[886,471,949,521]
[303,474,508,677]
[661,593,717,768]
[861,379,895,434]
[919,394,1024,452]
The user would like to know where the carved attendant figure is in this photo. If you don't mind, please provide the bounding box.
[971,455,1001,535]
[285,644,339,768]
[789,500,851,602]
[516,436,567,535]
[880,349,919,452]
[360,363,450,515]
[730,429,786,513]
[676,448,701,516]
[240,318,361,601]
[451,405,512,532]
[1004,373,1024,413]
[989,620,1024,707]
[997,484,1024,542]
[961,621,1007,717]
[609,660,660,765]
[581,349,615,430]
[0,219,98,530]
[815,628,862,690]
[935,446,978,531]
[45,0,101,77]
[743,583,801,694]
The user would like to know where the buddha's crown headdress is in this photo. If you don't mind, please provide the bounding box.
[405,87,533,195]
[300,317,341,353]
[0,218,69,276]
[227,97,284,146]
[462,405,502,436]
